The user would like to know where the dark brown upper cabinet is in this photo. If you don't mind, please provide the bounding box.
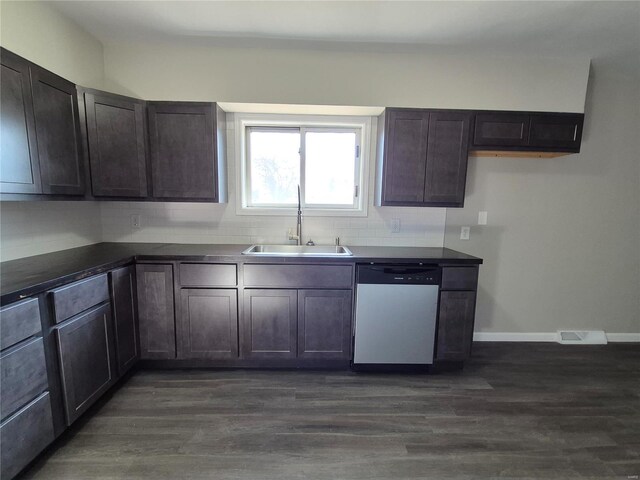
[81,88,148,198]
[471,111,584,156]
[473,113,530,147]
[0,48,41,194]
[376,108,471,208]
[423,111,472,206]
[147,102,227,202]
[30,65,85,196]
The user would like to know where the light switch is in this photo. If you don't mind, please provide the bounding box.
[131,214,141,229]
[391,218,401,233]
[460,226,470,240]
[478,211,488,225]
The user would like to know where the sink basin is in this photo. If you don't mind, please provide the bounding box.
[242,244,353,256]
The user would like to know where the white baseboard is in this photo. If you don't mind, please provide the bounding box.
[473,332,640,343]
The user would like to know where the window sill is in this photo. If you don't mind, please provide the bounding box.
[236,206,368,217]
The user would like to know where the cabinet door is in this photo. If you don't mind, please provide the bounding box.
[136,264,176,359]
[298,290,352,360]
[473,113,530,147]
[436,291,476,362]
[381,109,430,204]
[30,65,85,195]
[55,303,114,425]
[180,289,238,359]
[147,102,217,200]
[529,113,583,151]
[84,90,148,197]
[109,266,139,376]
[424,111,471,207]
[243,289,297,359]
[0,48,41,194]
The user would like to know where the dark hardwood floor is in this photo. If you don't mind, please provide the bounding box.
[21,343,640,479]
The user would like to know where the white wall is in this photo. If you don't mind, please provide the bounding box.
[444,69,640,335]
[102,39,589,112]
[0,1,104,87]
[0,1,104,261]
[0,202,102,262]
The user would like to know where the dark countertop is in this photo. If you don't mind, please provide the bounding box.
[1,242,482,305]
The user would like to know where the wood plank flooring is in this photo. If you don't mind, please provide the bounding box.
[21,343,640,479]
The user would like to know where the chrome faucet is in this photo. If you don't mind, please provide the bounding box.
[296,185,302,246]
[289,185,303,245]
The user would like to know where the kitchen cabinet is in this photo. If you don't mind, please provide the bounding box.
[243,289,297,359]
[376,108,471,207]
[436,266,479,362]
[30,64,85,196]
[147,102,227,201]
[0,297,54,480]
[54,303,114,425]
[423,111,472,206]
[0,393,54,480]
[297,289,352,360]
[179,289,238,359]
[529,113,583,150]
[136,264,176,359]
[377,109,430,204]
[473,112,530,147]
[81,88,148,198]
[242,264,353,363]
[471,111,584,154]
[109,266,139,375]
[0,48,41,194]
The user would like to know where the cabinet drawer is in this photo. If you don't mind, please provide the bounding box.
[1,337,48,421]
[441,267,478,291]
[50,274,109,323]
[179,263,237,287]
[0,298,41,350]
[0,392,54,480]
[243,264,353,289]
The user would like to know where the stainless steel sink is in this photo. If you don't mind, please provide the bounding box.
[242,244,353,256]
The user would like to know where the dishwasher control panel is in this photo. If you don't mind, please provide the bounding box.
[357,265,441,285]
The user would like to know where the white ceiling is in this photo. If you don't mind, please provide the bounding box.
[51,1,640,76]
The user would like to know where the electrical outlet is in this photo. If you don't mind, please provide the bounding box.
[460,226,470,240]
[131,214,141,229]
[478,211,488,225]
[391,218,401,233]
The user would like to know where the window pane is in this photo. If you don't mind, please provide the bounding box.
[249,129,300,205]
[305,131,356,206]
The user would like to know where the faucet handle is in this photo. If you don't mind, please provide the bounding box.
[335,236,340,246]
[306,239,316,246]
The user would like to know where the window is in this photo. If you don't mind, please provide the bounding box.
[236,114,370,216]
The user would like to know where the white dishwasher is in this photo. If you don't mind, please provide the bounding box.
[353,264,440,365]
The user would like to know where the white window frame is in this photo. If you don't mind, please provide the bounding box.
[235,113,371,217]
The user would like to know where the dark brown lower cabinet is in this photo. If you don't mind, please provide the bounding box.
[55,303,114,425]
[243,289,297,359]
[0,337,48,420]
[0,392,54,480]
[136,264,176,360]
[436,290,476,361]
[109,266,139,375]
[298,290,352,360]
[179,289,238,359]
